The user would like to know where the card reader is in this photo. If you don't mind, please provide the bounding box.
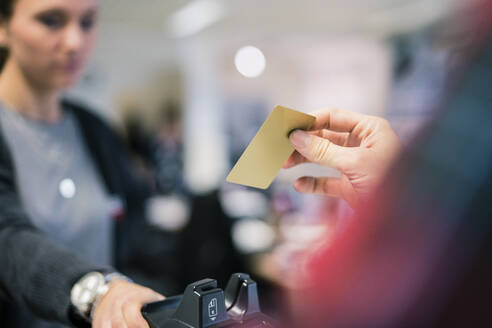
[142,273,276,328]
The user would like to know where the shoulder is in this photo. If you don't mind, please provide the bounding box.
[61,99,133,160]
[62,99,116,134]
[61,99,129,151]
[61,99,132,162]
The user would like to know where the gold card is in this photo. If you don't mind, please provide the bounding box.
[226,105,316,189]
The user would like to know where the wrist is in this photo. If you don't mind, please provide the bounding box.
[89,273,133,320]
[70,271,132,323]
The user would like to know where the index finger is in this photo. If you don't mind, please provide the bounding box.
[310,108,365,133]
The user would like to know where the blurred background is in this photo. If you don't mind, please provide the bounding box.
[63,0,474,310]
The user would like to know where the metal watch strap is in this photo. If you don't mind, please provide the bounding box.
[89,272,133,320]
[70,271,132,323]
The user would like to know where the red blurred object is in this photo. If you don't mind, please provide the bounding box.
[288,2,492,327]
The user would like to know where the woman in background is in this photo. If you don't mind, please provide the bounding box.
[0,0,164,327]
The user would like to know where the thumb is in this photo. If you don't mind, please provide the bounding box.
[289,130,354,171]
[145,289,166,302]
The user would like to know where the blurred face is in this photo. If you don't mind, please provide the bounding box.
[1,0,98,90]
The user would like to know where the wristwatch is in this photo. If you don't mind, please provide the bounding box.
[70,271,132,322]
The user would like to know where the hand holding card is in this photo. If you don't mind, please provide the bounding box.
[284,108,402,208]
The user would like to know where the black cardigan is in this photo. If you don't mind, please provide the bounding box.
[0,101,151,325]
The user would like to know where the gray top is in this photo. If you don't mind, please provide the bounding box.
[0,104,119,327]
[0,104,117,266]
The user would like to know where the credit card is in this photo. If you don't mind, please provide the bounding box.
[226,105,316,189]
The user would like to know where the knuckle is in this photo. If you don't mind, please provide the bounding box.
[310,177,319,193]
[377,117,391,129]
[328,107,341,115]
[312,139,331,163]
[321,179,332,195]
[111,319,126,328]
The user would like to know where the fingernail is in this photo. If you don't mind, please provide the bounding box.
[290,130,311,148]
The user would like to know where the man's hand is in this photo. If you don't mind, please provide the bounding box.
[92,280,165,328]
[284,108,402,209]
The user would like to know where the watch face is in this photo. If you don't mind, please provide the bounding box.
[71,272,106,313]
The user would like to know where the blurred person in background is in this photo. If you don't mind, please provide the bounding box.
[122,104,189,295]
[122,101,246,296]
[284,0,492,326]
[0,0,167,327]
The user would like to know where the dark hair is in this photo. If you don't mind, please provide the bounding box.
[0,0,15,71]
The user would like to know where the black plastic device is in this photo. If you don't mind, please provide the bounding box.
[142,273,276,328]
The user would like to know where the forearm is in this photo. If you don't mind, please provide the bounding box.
[0,225,110,324]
